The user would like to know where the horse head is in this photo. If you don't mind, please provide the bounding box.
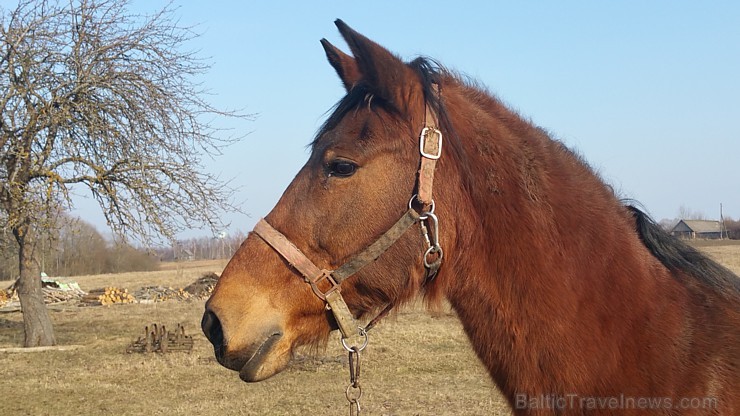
[202,20,455,382]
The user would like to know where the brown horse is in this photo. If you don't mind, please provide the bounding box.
[203,20,740,414]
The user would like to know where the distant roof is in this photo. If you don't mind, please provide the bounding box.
[672,220,721,233]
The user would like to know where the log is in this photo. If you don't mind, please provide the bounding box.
[0,345,85,353]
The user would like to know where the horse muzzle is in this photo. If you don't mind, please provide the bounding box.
[201,309,288,382]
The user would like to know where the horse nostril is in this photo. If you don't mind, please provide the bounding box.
[201,309,225,359]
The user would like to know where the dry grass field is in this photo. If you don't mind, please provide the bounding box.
[694,240,740,273]
[1,244,739,416]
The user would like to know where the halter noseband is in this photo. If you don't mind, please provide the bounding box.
[252,88,444,341]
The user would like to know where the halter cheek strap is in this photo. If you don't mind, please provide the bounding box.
[417,87,442,207]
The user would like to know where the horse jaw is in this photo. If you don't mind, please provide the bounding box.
[238,330,291,382]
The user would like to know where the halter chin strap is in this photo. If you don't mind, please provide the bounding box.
[251,85,443,340]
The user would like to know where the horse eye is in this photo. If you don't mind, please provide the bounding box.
[328,160,357,177]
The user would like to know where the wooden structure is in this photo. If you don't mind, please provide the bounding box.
[671,220,722,240]
[126,323,193,353]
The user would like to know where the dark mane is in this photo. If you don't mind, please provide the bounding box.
[627,204,740,297]
[407,57,452,132]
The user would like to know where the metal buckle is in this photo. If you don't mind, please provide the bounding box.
[307,269,340,301]
[419,127,443,160]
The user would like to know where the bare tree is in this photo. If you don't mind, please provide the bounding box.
[0,0,249,346]
[678,205,707,220]
[658,217,680,232]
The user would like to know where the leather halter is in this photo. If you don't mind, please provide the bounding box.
[252,88,444,340]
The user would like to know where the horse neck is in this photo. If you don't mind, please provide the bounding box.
[435,86,666,398]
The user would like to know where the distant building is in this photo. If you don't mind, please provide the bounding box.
[176,248,194,261]
[670,220,722,240]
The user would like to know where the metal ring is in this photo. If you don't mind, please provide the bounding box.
[408,194,435,219]
[345,384,363,403]
[423,245,444,269]
[341,328,369,352]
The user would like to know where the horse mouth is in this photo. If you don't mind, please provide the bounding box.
[239,331,284,382]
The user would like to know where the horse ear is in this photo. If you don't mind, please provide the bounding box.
[333,19,417,110]
[320,39,361,92]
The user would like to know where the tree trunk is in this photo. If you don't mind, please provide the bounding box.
[13,223,56,347]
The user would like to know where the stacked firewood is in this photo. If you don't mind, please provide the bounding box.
[0,289,10,307]
[0,280,18,309]
[133,286,192,303]
[182,272,219,299]
[42,287,85,304]
[42,280,86,303]
[80,287,135,306]
[133,273,219,303]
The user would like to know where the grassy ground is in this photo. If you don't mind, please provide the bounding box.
[1,244,739,416]
[0,260,506,416]
[694,243,740,273]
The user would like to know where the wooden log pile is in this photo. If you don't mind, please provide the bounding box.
[133,286,192,303]
[0,289,10,307]
[132,273,219,303]
[42,288,77,304]
[126,323,194,353]
[2,279,85,310]
[2,272,221,310]
[42,286,86,304]
[182,272,219,299]
[80,287,135,306]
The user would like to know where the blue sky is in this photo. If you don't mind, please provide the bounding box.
[76,1,740,237]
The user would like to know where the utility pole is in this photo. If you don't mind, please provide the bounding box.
[719,203,726,240]
[217,231,227,259]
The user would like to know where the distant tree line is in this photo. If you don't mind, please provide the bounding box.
[0,216,250,281]
[0,216,252,282]
[0,215,158,281]
[156,232,247,262]
[723,218,740,239]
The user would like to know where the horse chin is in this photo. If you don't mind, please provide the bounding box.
[238,331,290,382]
